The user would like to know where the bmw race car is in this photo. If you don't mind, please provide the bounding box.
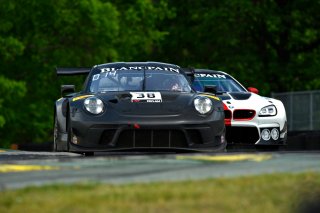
[192,69,287,147]
[54,62,226,155]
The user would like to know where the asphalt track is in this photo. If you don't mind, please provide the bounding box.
[1,149,320,190]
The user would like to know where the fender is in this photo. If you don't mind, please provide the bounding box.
[55,98,69,133]
[54,97,69,151]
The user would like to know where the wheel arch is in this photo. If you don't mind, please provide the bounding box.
[55,98,69,133]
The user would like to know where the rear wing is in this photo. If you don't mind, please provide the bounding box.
[55,67,91,76]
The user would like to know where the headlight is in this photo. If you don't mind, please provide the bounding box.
[84,97,104,114]
[194,96,213,114]
[259,105,277,117]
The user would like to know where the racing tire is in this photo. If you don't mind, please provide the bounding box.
[67,107,93,156]
[53,116,58,152]
[66,108,72,152]
[84,152,94,156]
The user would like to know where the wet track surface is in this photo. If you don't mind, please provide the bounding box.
[1,149,320,190]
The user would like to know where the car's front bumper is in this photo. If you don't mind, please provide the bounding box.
[226,121,287,145]
[69,111,226,152]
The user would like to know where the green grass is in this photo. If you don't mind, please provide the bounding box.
[1,172,320,213]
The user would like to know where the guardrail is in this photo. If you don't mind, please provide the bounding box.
[272,90,320,131]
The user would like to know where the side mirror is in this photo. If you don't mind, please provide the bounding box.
[61,85,75,97]
[247,87,259,94]
[204,85,217,94]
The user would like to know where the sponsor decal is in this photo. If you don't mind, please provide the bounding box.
[130,92,162,103]
[195,73,226,78]
[92,71,118,81]
[100,66,180,73]
[200,94,220,101]
[92,74,100,81]
[72,95,94,102]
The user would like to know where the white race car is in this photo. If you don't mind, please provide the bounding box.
[192,69,287,147]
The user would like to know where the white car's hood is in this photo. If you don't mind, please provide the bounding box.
[221,92,275,111]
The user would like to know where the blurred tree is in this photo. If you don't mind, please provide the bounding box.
[0,76,26,127]
[0,2,27,146]
[156,0,320,94]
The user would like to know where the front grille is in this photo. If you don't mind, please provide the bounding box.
[233,110,255,120]
[99,129,116,144]
[116,129,188,148]
[226,126,259,144]
[186,129,202,144]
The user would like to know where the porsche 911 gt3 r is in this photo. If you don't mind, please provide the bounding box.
[54,62,226,155]
[192,69,287,147]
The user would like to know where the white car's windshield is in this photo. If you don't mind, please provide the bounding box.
[192,73,246,93]
[89,69,192,93]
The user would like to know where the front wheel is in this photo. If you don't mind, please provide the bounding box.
[83,152,94,156]
[53,116,58,152]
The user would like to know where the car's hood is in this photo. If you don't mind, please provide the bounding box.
[96,92,194,115]
[220,92,275,110]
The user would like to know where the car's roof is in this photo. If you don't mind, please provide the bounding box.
[93,62,180,72]
[55,62,181,76]
[96,61,179,67]
[89,62,184,75]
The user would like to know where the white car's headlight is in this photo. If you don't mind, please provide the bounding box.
[194,96,213,114]
[259,105,277,116]
[84,97,104,114]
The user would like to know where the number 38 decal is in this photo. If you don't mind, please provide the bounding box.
[130,92,162,103]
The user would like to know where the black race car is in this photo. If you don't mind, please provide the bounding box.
[54,62,226,155]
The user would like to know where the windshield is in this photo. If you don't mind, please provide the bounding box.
[89,69,192,93]
[192,73,246,93]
